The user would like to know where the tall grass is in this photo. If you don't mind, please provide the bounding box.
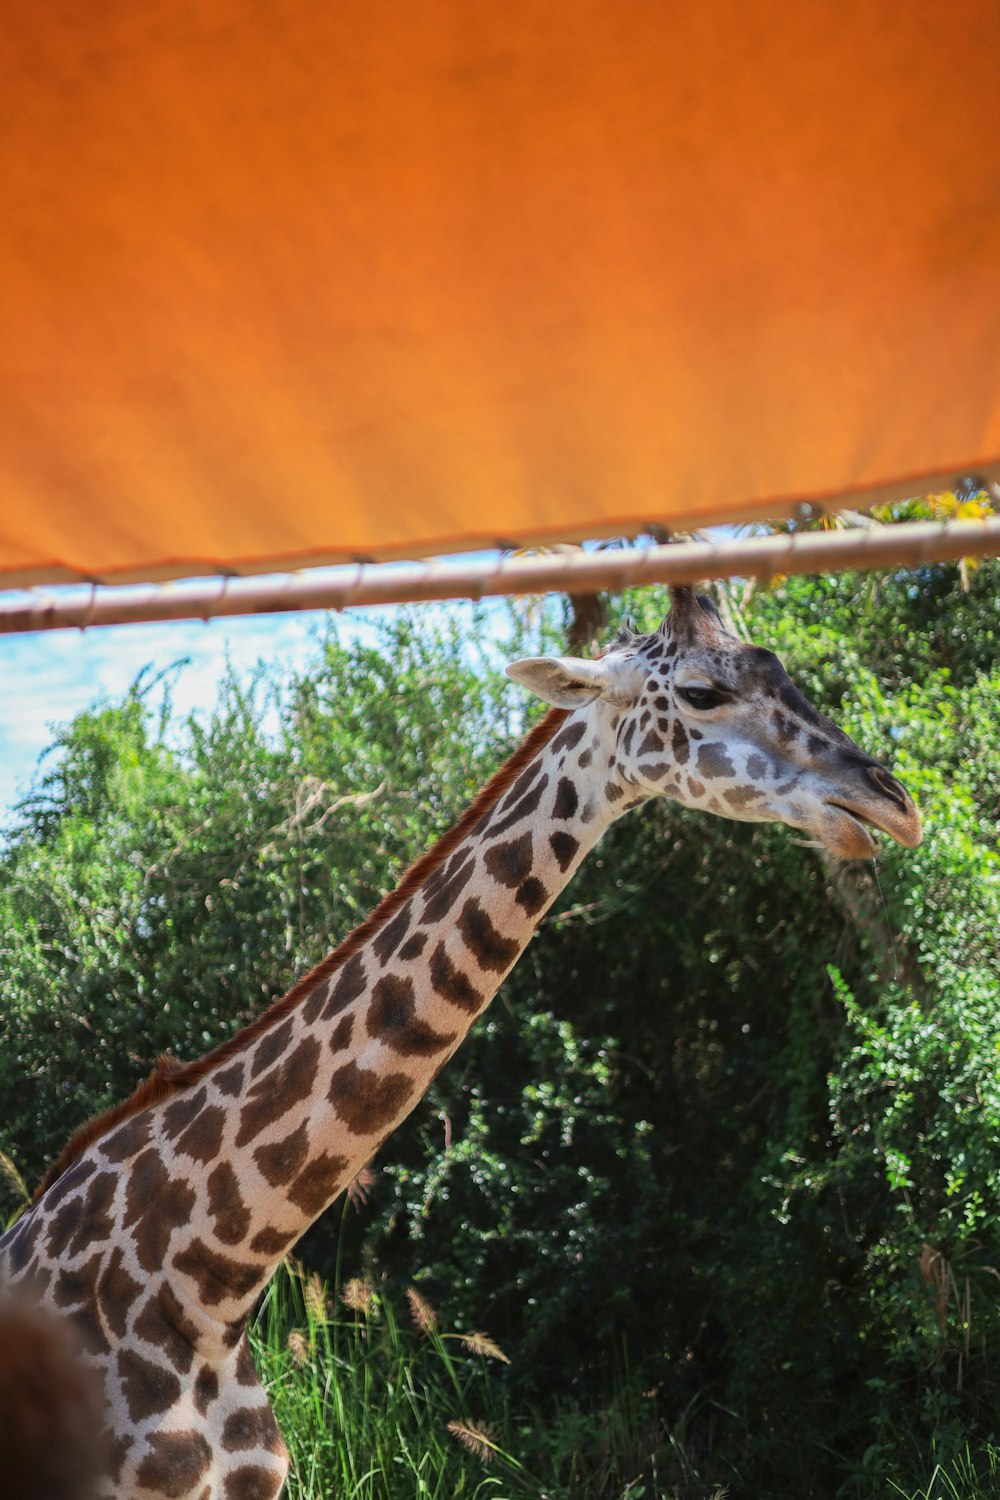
[248,1258,730,1500]
[251,1261,1000,1500]
[251,1258,528,1498]
[890,1446,1000,1500]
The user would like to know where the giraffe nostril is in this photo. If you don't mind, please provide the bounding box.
[867,764,911,812]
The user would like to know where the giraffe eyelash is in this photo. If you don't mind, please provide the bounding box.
[676,685,728,710]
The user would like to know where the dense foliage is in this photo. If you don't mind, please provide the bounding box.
[1,564,998,1498]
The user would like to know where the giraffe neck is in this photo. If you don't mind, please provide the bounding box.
[105,703,637,1338]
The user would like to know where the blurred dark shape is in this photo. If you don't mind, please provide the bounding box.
[0,1291,109,1500]
[565,590,608,652]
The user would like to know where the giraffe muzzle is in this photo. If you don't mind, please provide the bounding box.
[823,761,922,857]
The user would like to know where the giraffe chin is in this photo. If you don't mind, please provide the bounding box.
[821,803,882,860]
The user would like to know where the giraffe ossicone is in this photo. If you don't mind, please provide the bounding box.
[0,587,921,1499]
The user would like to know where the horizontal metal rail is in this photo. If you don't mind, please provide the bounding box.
[1,518,998,636]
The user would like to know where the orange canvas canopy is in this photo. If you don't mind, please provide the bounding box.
[2,0,999,589]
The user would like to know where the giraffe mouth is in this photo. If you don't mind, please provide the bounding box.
[825,768,922,856]
[825,802,882,858]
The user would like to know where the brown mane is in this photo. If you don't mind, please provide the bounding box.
[35,705,569,1200]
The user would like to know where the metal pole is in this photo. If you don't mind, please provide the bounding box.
[1,518,998,636]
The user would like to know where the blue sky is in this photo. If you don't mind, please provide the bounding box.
[0,582,525,828]
[0,609,349,823]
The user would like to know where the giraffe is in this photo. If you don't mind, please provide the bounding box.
[0,587,921,1499]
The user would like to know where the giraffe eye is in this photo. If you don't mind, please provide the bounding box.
[677,685,727,710]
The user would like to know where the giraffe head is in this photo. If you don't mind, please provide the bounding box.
[507,586,921,858]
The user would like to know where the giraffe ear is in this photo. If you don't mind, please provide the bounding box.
[506,655,633,708]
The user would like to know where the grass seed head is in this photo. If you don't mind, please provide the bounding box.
[346,1165,376,1210]
[340,1276,374,1316]
[447,1419,498,1464]
[406,1286,438,1335]
[304,1272,328,1324]
[460,1331,510,1364]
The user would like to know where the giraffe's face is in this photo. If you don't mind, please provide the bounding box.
[507,587,921,858]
